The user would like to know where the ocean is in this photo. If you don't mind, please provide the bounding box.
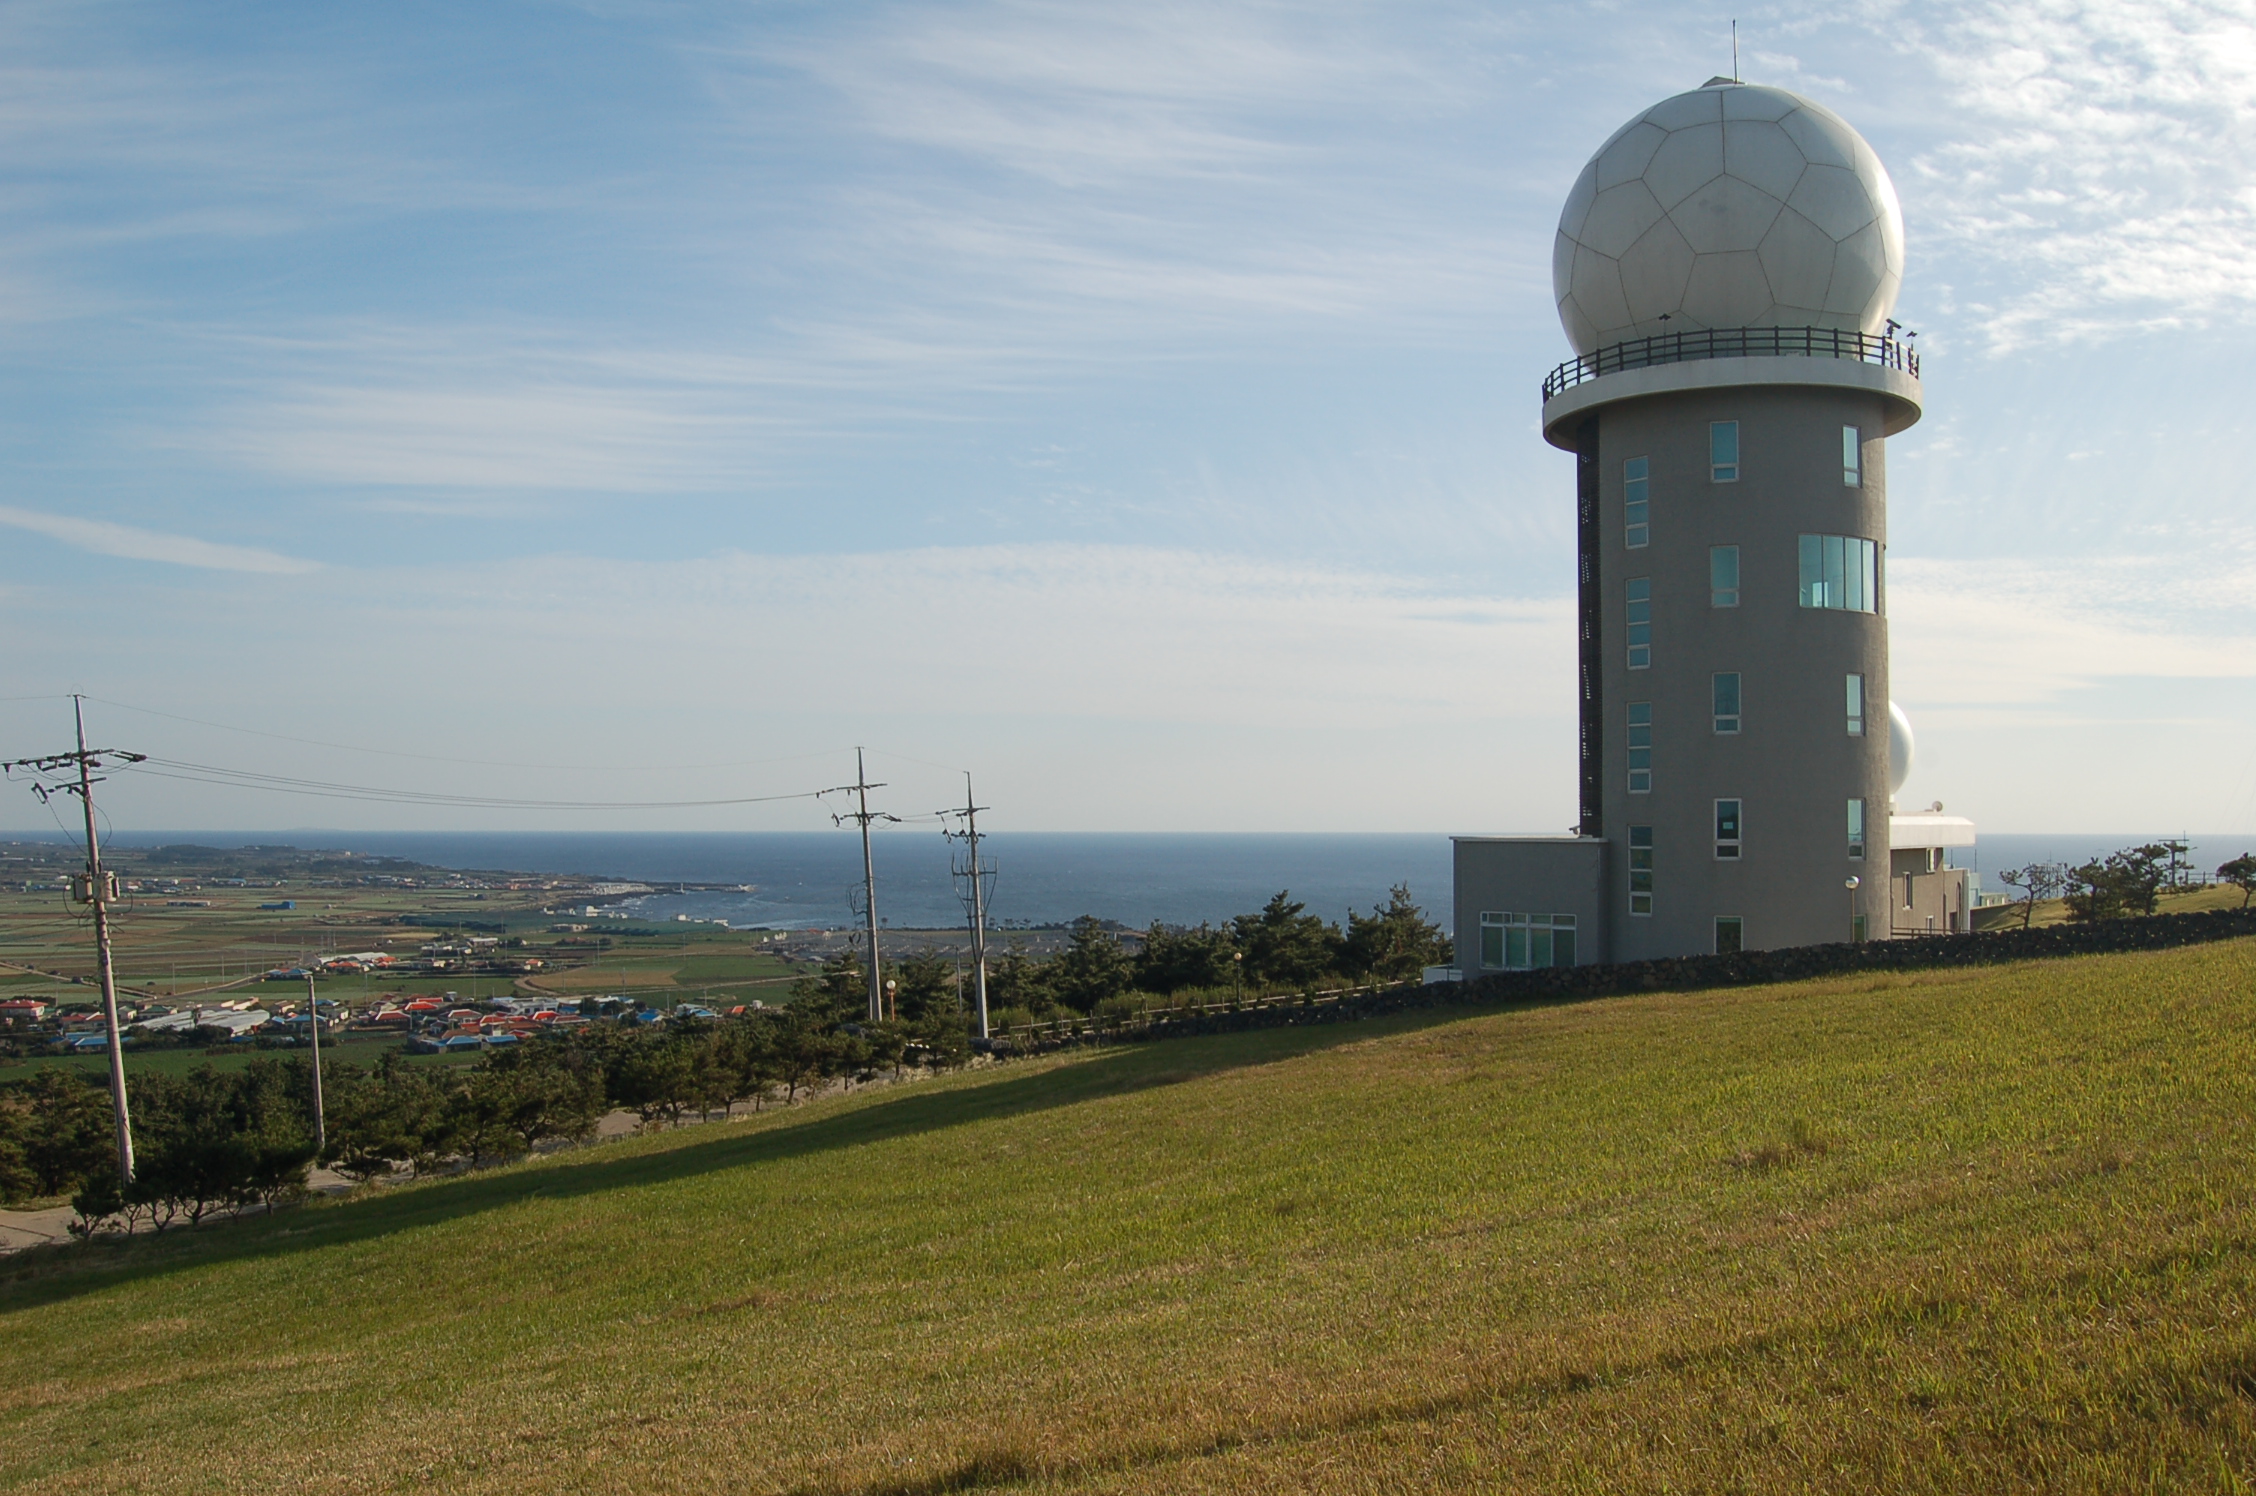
[74,831,1457,932]
[41,829,2255,932]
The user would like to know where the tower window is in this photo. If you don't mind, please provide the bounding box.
[1848,798,1867,860]
[1715,916,1743,955]
[1627,701,1652,792]
[1710,421,1739,483]
[1712,673,1741,734]
[1843,425,1862,487]
[1714,799,1742,859]
[1624,457,1650,548]
[1846,674,1865,736]
[1626,578,1651,669]
[1798,535,1878,612]
[1710,545,1739,608]
[1628,825,1654,915]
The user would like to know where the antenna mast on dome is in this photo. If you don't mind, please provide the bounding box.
[1731,20,1740,84]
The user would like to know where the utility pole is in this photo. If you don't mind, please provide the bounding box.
[942,774,994,1041]
[2,697,147,1187]
[825,749,897,1024]
[305,974,326,1152]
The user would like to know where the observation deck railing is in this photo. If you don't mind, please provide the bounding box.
[1542,325,1918,401]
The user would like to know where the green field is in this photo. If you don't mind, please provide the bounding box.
[0,863,804,1013]
[3,941,2254,1492]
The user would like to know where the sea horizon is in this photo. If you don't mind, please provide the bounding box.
[7,828,2249,933]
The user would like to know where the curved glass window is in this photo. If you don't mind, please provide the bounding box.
[1798,535,1877,612]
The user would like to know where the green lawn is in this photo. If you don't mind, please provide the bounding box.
[2,942,2254,1493]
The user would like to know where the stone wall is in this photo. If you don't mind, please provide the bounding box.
[1069,907,2256,1050]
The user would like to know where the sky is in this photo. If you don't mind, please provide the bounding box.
[2,0,2255,836]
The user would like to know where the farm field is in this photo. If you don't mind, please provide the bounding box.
[0,842,810,1016]
[3,940,2254,1492]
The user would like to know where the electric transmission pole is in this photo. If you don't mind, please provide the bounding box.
[942,774,995,1041]
[305,973,326,1152]
[2,697,147,1187]
[825,749,897,1024]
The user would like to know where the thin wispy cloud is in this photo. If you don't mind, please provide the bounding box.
[780,1,1447,185]
[1890,0,2256,351]
[1892,554,2256,710]
[0,504,317,574]
[704,0,1540,354]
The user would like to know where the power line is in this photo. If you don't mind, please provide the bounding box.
[0,696,140,1187]
[122,757,836,811]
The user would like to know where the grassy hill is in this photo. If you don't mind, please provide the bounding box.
[1972,880,2253,932]
[4,941,2255,1493]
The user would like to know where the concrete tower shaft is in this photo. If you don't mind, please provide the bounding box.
[1544,360,1918,953]
[1450,79,1925,972]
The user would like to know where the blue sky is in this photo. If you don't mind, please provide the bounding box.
[2,0,2254,835]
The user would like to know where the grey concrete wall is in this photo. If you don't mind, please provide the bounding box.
[1452,836,1608,974]
[1591,383,1895,957]
[1889,850,1970,935]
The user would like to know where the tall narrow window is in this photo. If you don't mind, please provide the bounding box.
[1625,578,1651,668]
[1710,420,1739,482]
[1846,674,1865,736]
[1710,544,1739,608]
[1628,825,1654,915]
[1627,701,1652,792]
[1843,425,1862,487]
[1712,672,1741,734]
[1798,535,1879,612]
[1714,799,1742,859]
[1715,916,1743,955]
[1848,798,1867,860]
[1624,456,1650,548]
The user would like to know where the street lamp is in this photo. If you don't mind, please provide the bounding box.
[1845,876,1862,943]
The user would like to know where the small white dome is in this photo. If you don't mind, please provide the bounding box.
[1888,701,1914,797]
[1553,82,1905,355]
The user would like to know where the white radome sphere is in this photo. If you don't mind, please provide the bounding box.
[1554,82,1905,355]
[1888,701,1914,798]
